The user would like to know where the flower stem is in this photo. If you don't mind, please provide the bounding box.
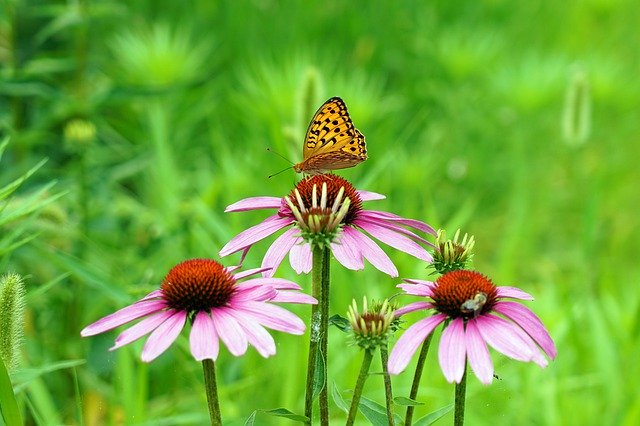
[454,363,468,426]
[319,246,330,425]
[380,344,394,425]
[346,349,374,426]
[202,359,222,426]
[305,245,330,425]
[404,333,434,426]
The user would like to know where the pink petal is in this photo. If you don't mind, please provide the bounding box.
[394,301,433,317]
[226,309,276,358]
[358,210,436,235]
[388,313,446,374]
[260,228,300,277]
[397,282,434,297]
[140,290,163,301]
[210,307,249,357]
[465,319,494,384]
[81,299,167,336]
[270,291,317,304]
[496,286,534,300]
[233,266,273,280]
[111,310,173,350]
[242,277,302,291]
[343,226,398,277]
[219,214,293,256]
[289,242,312,274]
[356,221,433,262]
[354,216,434,247]
[232,301,306,334]
[232,283,277,302]
[438,318,467,383]
[493,301,557,359]
[190,311,220,361]
[225,196,282,212]
[474,314,534,362]
[357,190,386,201]
[140,310,187,362]
[331,235,365,271]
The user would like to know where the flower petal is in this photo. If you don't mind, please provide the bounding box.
[210,307,249,357]
[355,215,433,246]
[270,290,317,305]
[81,299,167,337]
[232,283,277,302]
[465,319,494,384]
[226,309,276,358]
[358,210,436,235]
[289,242,312,274]
[331,235,365,271]
[219,214,293,256]
[140,310,187,362]
[356,220,433,262]
[493,301,556,359]
[438,318,467,383]
[496,286,535,301]
[242,277,302,291]
[232,301,306,334]
[357,190,386,201]
[190,311,220,361]
[393,301,433,317]
[474,314,535,362]
[111,310,173,351]
[260,228,300,277]
[233,266,273,280]
[388,313,446,374]
[343,226,398,277]
[397,281,435,297]
[225,196,282,212]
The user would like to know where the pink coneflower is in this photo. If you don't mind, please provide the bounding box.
[388,269,556,384]
[219,175,435,277]
[81,258,316,362]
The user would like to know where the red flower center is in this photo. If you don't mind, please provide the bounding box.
[282,175,362,224]
[431,270,497,319]
[161,259,236,312]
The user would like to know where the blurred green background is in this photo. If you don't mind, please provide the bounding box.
[1,0,639,424]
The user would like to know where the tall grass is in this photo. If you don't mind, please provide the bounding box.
[1,1,639,424]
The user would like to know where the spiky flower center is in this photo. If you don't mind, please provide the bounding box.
[282,175,362,248]
[347,298,394,350]
[431,229,475,274]
[161,259,236,313]
[431,270,497,319]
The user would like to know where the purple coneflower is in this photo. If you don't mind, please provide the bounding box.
[219,175,435,277]
[388,269,556,384]
[81,258,316,362]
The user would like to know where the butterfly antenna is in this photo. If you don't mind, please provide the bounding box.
[268,166,292,179]
[266,148,295,165]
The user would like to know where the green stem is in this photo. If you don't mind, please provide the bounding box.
[454,364,467,426]
[346,349,374,426]
[304,246,323,423]
[202,359,222,426]
[380,344,394,426]
[0,356,23,426]
[404,333,434,426]
[319,246,330,425]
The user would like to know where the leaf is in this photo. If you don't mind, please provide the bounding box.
[11,360,86,392]
[244,411,257,426]
[261,408,308,423]
[357,396,389,426]
[329,314,351,333]
[331,381,349,413]
[0,356,23,425]
[413,403,454,426]
[311,346,325,400]
[393,396,425,406]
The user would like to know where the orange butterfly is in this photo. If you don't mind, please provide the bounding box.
[293,97,367,175]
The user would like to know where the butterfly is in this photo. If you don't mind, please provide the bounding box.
[293,97,367,175]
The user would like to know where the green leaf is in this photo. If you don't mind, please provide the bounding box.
[244,411,257,426]
[331,381,349,413]
[329,314,351,333]
[413,403,454,426]
[357,396,389,426]
[393,396,425,406]
[0,356,23,426]
[311,346,325,400]
[11,360,86,392]
[260,408,308,423]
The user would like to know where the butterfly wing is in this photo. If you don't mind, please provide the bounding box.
[294,97,367,174]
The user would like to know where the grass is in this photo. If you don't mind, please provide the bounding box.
[1,0,639,424]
